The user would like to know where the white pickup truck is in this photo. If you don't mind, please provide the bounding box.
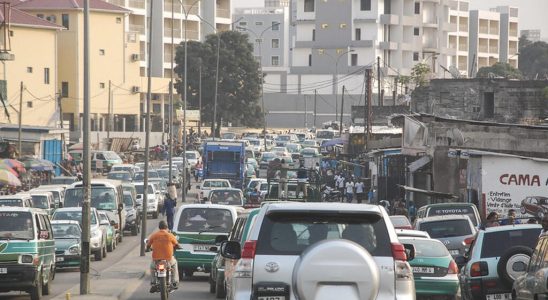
[197,179,231,202]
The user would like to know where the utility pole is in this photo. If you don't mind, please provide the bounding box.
[140,0,153,256]
[18,81,23,156]
[198,64,202,138]
[313,89,317,128]
[367,68,373,138]
[339,86,345,136]
[304,95,307,128]
[58,91,65,162]
[80,0,91,294]
[168,0,174,186]
[393,77,397,106]
[377,56,382,107]
[107,80,111,139]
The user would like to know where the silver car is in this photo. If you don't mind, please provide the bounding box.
[414,215,477,257]
[220,202,416,300]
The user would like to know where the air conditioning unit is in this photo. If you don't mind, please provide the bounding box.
[131,54,139,61]
[131,86,140,93]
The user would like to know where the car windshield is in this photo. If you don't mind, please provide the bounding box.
[135,185,154,194]
[481,228,541,258]
[256,212,391,256]
[0,212,34,240]
[203,181,229,188]
[31,195,49,209]
[209,190,243,205]
[427,206,479,226]
[157,169,170,178]
[53,210,97,226]
[0,198,23,207]
[399,238,449,257]
[177,208,233,233]
[185,152,197,159]
[52,223,81,239]
[107,172,130,181]
[249,140,260,146]
[123,195,133,206]
[286,144,299,152]
[65,187,117,211]
[419,219,472,238]
[51,177,76,184]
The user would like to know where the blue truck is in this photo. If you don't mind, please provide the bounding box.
[202,141,246,189]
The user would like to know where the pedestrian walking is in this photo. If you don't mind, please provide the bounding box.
[345,178,355,203]
[296,163,308,199]
[279,159,289,199]
[162,184,177,230]
[355,180,365,203]
[336,174,345,202]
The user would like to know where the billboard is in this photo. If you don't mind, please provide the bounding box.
[481,155,548,218]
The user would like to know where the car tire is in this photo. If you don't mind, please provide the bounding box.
[131,225,138,236]
[30,271,42,300]
[102,243,107,258]
[42,268,51,296]
[293,240,380,300]
[215,274,226,299]
[118,231,123,243]
[153,211,159,219]
[497,245,533,288]
[107,241,113,252]
[94,249,102,261]
[209,275,215,294]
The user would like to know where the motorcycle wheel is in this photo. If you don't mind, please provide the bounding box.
[159,276,168,300]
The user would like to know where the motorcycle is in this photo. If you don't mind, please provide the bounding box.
[321,185,341,202]
[145,239,179,300]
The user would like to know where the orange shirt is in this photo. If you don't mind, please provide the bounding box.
[147,229,179,260]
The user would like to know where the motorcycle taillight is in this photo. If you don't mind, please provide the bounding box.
[157,263,166,271]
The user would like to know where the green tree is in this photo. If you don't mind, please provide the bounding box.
[477,62,523,79]
[518,41,548,79]
[174,31,262,136]
[410,63,431,87]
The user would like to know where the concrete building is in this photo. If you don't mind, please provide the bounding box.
[469,6,519,77]
[448,0,470,76]
[520,29,541,42]
[265,0,289,8]
[0,7,63,128]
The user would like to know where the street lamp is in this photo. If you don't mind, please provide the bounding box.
[318,48,354,127]
[236,22,280,151]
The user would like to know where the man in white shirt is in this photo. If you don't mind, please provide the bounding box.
[355,180,365,203]
[336,175,345,202]
[345,179,355,203]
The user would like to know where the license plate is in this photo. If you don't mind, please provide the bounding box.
[0,268,6,274]
[449,249,460,255]
[258,297,285,300]
[486,294,511,300]
[193,244,211,252]
[56,257,64,262]
[413,266,434,273]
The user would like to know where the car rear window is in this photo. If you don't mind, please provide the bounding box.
[481,228,541,258]
[419,219,472,238]
[400,238,449,257]
[390,216,411,227]
[176,208,233,233]
[427,206,478,226]
[256,211,391,256]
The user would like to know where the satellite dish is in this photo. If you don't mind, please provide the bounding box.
[448,66,461,79]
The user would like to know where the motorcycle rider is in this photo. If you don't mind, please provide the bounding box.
[146,220,180,292]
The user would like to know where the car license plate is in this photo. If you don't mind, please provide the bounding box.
[413,266,434,273]
[258,297,285,300]
[193,244,211,252]
[56,257,64,262]
[486,294,511,300]
[0,268,6,274]
[449,249,460,255]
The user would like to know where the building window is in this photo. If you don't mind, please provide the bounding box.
[61,82,69,97]
[321,23,329,29]
[37,14,44,19]
[99,49,105,55]
[239,21,247,26]
[413,52,419,61]
[153,104,161,113]
[116,17,122,23]
[414,27,420,36]
[414,2,420,14]
[27,67,33,73]
[271,56,279,66]
[271,39,279,48]
[304,0,314,12]
[355,28,361,40]
[46,15,56,23]
[27,101,33,108]
[361,0,371,11]
[62,14,69,29]
[272,21,279,31]
[351,53,358,66]
[339,23,347,29]
[9,30,13,37]
[100,82,105,89]
[308,54,312,66]
[44,68,50,84]
[255,21,263,26]
[312,29,315,41]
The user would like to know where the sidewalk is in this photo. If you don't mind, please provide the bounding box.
[52,246,148,300]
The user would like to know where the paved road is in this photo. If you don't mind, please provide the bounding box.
[128,273,216,300]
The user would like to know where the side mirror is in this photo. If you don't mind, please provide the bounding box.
[403,243,415,261]
[215,235,228,245]
[220,241,241,260]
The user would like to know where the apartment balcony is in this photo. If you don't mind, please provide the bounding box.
[182,5,199,15]
[180,30,199,40]
[217,8,230,19]
[458,43,467,52]
[459,23,468,32]
[379,41,398,50]
[423,20,438,28]
[489,47,498,54]
[164,28,182,39]
[129,24,145,35]
[479,26,489,34]
[478,46,489,53]
[441,22,457,32]
[401,15,420,26]
[380,14,399,25]
[128,0,145,9]
[350,40,374,48]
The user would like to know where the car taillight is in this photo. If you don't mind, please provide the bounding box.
[463,237,475,246]
[241,240,257,259]
[470,261,488,277]
[391,242,407,261]
[448,260,459,274]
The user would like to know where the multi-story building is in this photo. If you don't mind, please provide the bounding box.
[0,7,63,128]
[15,0,142,141]
[448,0,470,76]
[469,6,518,77]
[520,29,541,42]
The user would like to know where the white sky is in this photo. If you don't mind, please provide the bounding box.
[232,0,548,38]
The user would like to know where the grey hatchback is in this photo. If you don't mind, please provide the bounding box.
[414,215,477,257]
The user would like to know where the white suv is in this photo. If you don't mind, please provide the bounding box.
[197,179,231,202]
[220,202,416,300]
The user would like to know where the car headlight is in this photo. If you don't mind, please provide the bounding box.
[19,254,37,265]
[67,244,80,255]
